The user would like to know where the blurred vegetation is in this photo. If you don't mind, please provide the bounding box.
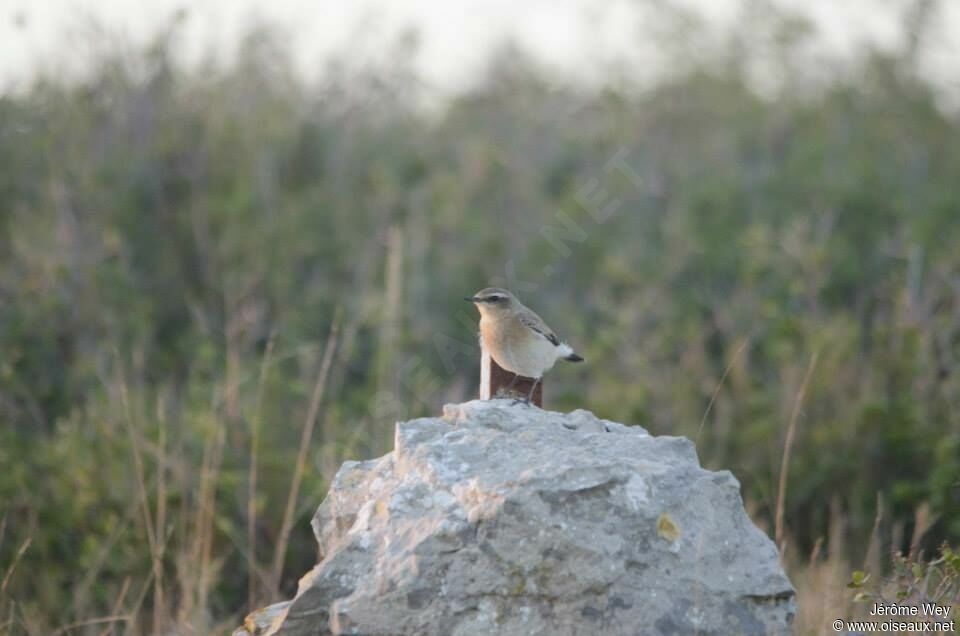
[850,543,960,605]
[846,543,959,622]
[1,3,959,634]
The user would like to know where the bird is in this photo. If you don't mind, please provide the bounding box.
[465,287,584,405]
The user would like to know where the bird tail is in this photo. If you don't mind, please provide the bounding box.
[558,343,584,363]
[557,342,583,362]
[560,342,583,362]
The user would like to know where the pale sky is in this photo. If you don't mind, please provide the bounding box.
[1,0,958,100]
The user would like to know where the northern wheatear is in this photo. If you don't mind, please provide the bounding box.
[465,287,584,404]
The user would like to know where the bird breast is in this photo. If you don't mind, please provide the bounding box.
[480,315,560,378]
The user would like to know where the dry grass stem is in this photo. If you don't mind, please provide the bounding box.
[775,350,819,552]
[272,313,342,596]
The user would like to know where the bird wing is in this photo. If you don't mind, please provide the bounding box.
[518,311,561,346]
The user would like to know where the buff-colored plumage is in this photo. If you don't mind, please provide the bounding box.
[465,287,583,380]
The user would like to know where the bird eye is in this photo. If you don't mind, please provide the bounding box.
[488,295,502,302]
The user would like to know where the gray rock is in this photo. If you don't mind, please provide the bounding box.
[263,400,795,635]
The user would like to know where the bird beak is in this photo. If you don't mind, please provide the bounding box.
[464,296,479,303]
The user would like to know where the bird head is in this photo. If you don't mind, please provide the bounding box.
[464,287,515,317]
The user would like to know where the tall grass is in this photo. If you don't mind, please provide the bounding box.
[247,332,275,610]
[271,314,341,598]
[0,333,350,634]
[776,350,819,554]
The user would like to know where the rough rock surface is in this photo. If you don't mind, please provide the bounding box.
[261,400,795,635]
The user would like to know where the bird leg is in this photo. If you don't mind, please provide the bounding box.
[511,376,540,407]
[499,372,521,399]
[525,376,541,406]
